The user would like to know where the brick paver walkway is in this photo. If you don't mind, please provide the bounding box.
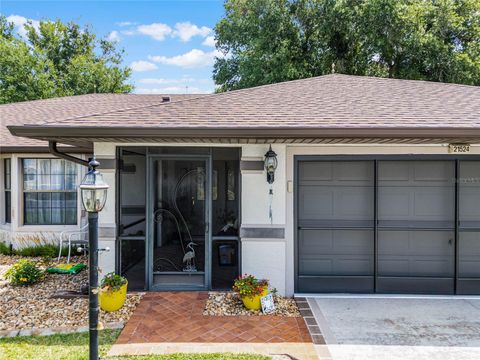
[109,292,321,359]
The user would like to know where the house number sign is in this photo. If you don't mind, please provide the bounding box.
[449,143,470,153]
[261,293,276,314]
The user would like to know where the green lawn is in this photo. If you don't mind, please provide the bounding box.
[0,330,270,360]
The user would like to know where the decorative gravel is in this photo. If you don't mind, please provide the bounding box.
[203,292,301,317]
[0,255,142,332]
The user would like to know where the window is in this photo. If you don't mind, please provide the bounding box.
[22,159,78,225]
[4,159,11,223]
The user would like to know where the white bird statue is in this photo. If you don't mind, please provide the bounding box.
[183,241,197,272]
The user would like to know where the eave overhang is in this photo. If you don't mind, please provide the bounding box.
[8,125,480,146]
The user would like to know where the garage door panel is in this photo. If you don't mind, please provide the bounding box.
[299,186,373,221]
[378,189,411,217]
[378,230,454,278]
[336,161,374,181]
[298,186,334,218]
[413,161,454,181]
[459,189,480,225]
[378,188,454,222]
[299,161,333,181]
[459,232,480,277]
[377,161,410,181]
[414,189,455,219]
[337,188,374,217]
[299,229,373,256]
[300,257,373,275]
[378,231,454,256]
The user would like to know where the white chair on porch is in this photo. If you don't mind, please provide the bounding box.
[58,224,88,263]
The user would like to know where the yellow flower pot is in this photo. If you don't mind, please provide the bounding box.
[241,288,269,310]
[99,282,128,312]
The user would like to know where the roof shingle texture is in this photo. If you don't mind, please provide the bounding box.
[1,93,199,148]
[38,74,480,129]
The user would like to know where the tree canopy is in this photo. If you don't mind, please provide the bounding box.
[0,16,132,104]
[213,0,480,91]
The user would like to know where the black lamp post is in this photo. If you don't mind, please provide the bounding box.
[80,158,109,360]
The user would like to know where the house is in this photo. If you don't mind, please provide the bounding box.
[4,74,480,296]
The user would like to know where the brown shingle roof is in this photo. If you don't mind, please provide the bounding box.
[6,75,480,145]
[1,93,201,151]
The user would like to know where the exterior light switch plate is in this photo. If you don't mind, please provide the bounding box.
[287,180,293,193]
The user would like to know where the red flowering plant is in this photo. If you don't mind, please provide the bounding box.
[232,274,268,299]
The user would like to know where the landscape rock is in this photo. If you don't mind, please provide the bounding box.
[203,291,300,317]
[0,255,142,333]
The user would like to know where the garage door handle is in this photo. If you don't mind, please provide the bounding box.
[448,239,453,245]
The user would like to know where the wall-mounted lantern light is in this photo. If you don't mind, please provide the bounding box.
[264,145,278,184]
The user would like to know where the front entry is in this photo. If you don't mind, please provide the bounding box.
[118,146,241,291]
[149,156,210,290]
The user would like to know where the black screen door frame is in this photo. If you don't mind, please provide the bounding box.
[146,153,212,291]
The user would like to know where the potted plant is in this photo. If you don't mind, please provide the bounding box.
[99,272,128,312]
[233,274,269,310]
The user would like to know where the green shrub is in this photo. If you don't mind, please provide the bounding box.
[15,244,70,258]
[0,242,12,255]
[101,272,127,292]
[5,259,44,286]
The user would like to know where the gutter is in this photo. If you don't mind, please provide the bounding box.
[48,141,89,167]
[9,125,480,139]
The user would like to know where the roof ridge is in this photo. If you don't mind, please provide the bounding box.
[38,93,209,125]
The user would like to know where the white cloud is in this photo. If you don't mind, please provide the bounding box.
[6,14,40,38]
[138,77,196,85]
[202,35,216,47]
[173,22,211,42]
[107,30,120,42]
[116,21,136,27]
[136,86,210,94]
[149,49,222,69]
[130,60,158,72]
[137,22,172,41]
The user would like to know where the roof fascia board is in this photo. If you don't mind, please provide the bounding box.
[8,125,480,140]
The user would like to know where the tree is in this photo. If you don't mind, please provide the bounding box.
[213,0,480,91]
[0,16,132,104]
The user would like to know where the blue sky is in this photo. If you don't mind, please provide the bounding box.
[2,1,225,94]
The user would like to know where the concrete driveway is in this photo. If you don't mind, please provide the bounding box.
[307,295,480,360]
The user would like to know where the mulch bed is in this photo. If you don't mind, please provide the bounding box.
[203,291,301,317]
[0,255,142,333]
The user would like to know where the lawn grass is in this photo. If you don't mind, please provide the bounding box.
[0,330,270,360]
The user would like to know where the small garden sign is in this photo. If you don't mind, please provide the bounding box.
[261,293,276,314]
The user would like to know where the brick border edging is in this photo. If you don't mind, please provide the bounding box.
[294,296,325,345]
[0,321,124,338]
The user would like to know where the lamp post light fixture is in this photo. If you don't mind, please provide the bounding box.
[80,158,109,360]
[264,145,278,184]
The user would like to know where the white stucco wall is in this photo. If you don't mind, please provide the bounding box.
[93,143,117,276]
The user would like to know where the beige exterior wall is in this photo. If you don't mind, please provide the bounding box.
[15,141,474,295]
[0,152,87,249]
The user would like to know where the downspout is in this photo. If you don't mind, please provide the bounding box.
[48,141,90,167]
